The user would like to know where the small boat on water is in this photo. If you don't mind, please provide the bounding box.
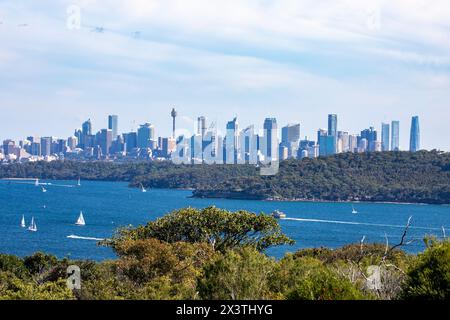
[77,178,81,186]
[41,186,47,193]
[28,217,37,232]
[20,215,26,228]
[75,211,86,226]
[272,210,287,219]
[140,183,147,193]
[352,205,358,214]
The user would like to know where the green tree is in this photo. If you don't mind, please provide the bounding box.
[106,207,294,253]
[197,247,276,300]
[270,255,366,300]
[403,239,450,300]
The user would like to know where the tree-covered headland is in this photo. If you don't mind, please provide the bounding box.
[1,151,449,204]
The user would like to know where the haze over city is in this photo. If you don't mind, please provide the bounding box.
[1,1,449,150]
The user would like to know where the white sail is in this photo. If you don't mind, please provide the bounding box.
[140,183,147,193]
[76,211,86,226]
[35,179,39,186]
[352,206,358,214]
[41,186,47,193]
[20,215,26,228]
[28,217,37,232]
[77,178,81,186]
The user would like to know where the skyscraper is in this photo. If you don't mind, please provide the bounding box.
[108,115,118,140]
[327,114,337,154]
[263,118,278,162]
[318,130,335,156]
[281,124,300,158]
[391,121,400,151]
[225,117,239,164]
[97,129,113,156]
[410,116,420,152]
[328,114,337,138]
[40,137,52,156]
[197,116,207,137]
[361,127,378,152]
[381,123,390,152]
[137,123,155,149]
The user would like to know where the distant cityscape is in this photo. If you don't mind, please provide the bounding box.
[0,110,421,164]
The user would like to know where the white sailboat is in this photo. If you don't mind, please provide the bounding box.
[35,179,39,187]
[41,186,47,193]
[77,178,81,186]
[140,183,147,193]
[352,205,358,214]
[75,211,86,226]
[28,217,37,232]
[20,215,26,228]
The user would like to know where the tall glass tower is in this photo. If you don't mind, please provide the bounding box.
[328,114,337,154]
[410,116,420,152]
[108,115,118,140]
[263,118,278,161]
[391,121,400,151]
[381,123,390,151]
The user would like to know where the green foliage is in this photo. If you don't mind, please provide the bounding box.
[271,255,366,300]
[0,254,30,280]
[403,239,450,300]
[107,207,294,253]
[197,247,276,300]
[0,271,74,300]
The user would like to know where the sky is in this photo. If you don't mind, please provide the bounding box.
[0,0,449,150]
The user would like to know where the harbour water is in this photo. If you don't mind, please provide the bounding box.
[0,180,448,261]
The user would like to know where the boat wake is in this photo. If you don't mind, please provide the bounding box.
[283,217,445,231]
[67,235,105,241]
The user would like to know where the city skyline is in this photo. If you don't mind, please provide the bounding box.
[1,1,449,150]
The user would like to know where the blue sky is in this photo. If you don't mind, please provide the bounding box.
[1,0,449,150]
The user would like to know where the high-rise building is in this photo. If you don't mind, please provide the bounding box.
[391,121,400,151]
[349,135,359,153]
[410,116,420,152]
[123,132,137,153]
[97,129,113,156]
[82,119,92,136]
[197,116,207,137]
[161,137,176,158]
[40,137,52,156]
[67,136,78,150]
[361,127,377,152]
[337,131,349,153]
[137,123,155,149]
[108,115,119,140]
[263,118,278,162]
[31,142,41,156]
[281,124,300,158]
[381,123,390,152]
[327,114,338,154]
[318,130,335,157]
[225,117,239,164]
[2,140,15,156]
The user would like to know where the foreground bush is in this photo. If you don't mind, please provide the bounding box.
[403,239,450,300]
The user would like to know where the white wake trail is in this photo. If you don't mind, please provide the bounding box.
[67,235,105,241]
[283,217,445,231]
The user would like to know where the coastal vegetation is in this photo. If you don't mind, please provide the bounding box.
[0,207,448,300]
[0,150,449,204]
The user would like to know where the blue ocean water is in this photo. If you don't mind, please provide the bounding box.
[0,180,448,261]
